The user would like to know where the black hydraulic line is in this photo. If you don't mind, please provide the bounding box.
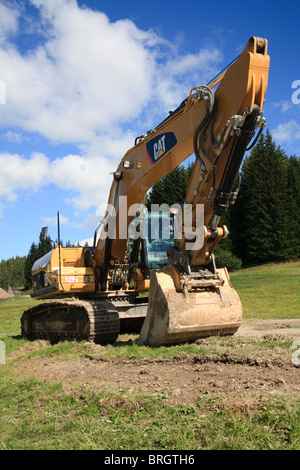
[100,221,113,291]
[140,238,150,279]
[193,87,215,168]
[127,235,141,289]
[135,97,189,144]
[210,100,230,149]
[57,211,65,293]
[93,219,103,249]
[245,122,265,151]
[211,135,234,188]
[199,133,216,165]
[212,105,260,217]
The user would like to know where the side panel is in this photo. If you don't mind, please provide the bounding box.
[31,247,95,299]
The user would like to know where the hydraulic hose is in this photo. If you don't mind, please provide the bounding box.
[212,105,260,217]
[210,101,230,149]
[193,87,215,169]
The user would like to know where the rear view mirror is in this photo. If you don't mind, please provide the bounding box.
[39,227,48,242]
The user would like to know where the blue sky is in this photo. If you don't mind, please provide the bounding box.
[0,0,300,260]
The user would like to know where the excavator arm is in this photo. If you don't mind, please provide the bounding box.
[95,36,269,282]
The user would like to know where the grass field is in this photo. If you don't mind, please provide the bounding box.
[0,261,299,451]
[230,260,300,319]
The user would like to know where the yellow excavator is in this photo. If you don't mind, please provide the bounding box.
[21,36,270,346]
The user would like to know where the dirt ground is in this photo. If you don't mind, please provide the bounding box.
[236,318,300,339]
[10,319,300,405]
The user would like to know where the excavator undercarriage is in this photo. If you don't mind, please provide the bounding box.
[21,36,270,346]
[21,300,120,344]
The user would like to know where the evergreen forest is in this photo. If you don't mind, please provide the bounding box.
[1,130,299,291]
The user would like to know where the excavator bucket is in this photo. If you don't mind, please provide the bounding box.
[136,266,242,346]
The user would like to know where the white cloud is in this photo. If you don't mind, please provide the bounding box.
[0,151,49,202]
[49,153,116,210]
[164,48,222,78]
[78,236,93,247]
[0,0,222,143]
[3,130,23,143]
[0,2,19,42]
[272,120,300,144]
[74,213,100,231]
[0,0,160,143]
[0,149,116,214]
[42,214,69,225]
[271,100,293,113]
[0,0,223,219]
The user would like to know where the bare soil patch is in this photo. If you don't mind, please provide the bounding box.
[236,319,300,339]
[10,319,300,405]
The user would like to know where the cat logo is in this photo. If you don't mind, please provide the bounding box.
[146,132,177,165]
[153,135,166,160]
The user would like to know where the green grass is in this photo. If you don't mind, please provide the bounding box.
[0,373,299,450]
[0,262,300,450]
[0,295,39,337]
[230,260,300,319]
[0,296,40,355]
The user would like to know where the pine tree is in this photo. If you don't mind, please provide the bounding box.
[146,163,194,209]
[287,155,300,258]
[24,243,38,289]
[0,260,9,290]
[0,256,26,290]
[230,130,293,265]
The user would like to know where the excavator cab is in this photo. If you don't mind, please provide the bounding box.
[137,210,176,269]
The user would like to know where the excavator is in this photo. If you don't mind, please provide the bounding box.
[21,36,270,346]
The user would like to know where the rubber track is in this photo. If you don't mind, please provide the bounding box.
[21,299,120,344]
